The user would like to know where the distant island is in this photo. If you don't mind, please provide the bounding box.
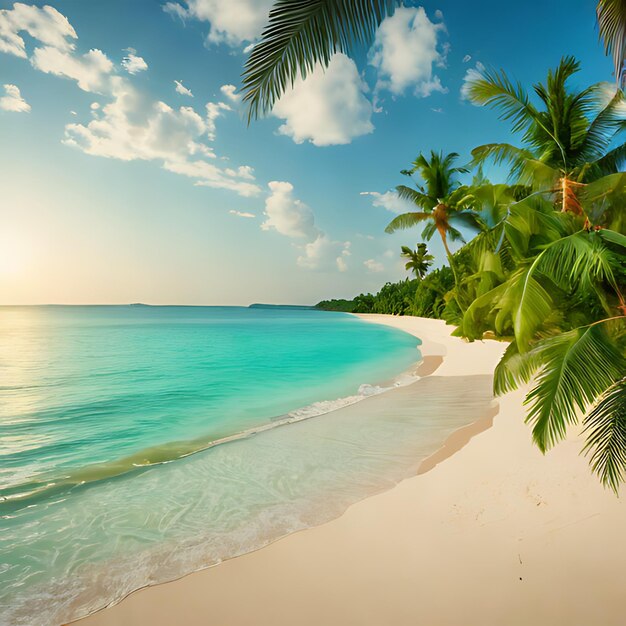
[248,303,314,310]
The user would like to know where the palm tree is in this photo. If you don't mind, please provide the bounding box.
[385,151,484,308]
[241,0,397,120]
[597,0,626,86]
[465,56,626,226]
[400,243,433,279]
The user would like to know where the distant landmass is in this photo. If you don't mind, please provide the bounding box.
[248,304,314,310]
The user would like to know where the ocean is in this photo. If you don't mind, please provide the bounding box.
[0,306,493,625]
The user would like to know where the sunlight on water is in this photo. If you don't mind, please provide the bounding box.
[0,307,495,626]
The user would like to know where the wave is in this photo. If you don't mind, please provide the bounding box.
[0,362,422,511]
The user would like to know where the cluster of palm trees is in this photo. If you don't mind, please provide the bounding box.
[386,58,626,491]
[241,2,626,491]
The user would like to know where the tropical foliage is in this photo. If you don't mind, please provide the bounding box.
[401,243,434,279]
[246,2,626,491]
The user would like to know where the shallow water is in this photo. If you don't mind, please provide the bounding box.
[0,307,495,626]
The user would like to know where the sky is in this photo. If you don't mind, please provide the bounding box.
[0,0,615,305]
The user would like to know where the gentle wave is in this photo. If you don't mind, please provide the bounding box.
[0,363,422,510]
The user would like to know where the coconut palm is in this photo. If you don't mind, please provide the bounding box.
[400,243,433,279]
[241,0,396,120]
[597,0,626,86]
[465,56,626,225]
[385,152,484,308]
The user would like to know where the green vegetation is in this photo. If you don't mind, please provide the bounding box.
[401,243,433,279]
[250,4,626,491]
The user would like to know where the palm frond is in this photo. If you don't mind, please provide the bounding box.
[464,65,540,135]
[493,340,543,395]
[396,185,433,209]
[242,0,395,120]
[385,212,431,234]
[525,323,625,452]
[583,377,626,494]
[597,0,626,86]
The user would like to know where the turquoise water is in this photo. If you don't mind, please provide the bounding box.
[0,306,496,626]
[0,306,419,504]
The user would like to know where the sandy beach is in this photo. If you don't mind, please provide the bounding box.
[75,314,626,626]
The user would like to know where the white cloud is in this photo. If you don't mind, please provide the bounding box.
[220,84,240,103]
[272,53,374,146]
[163,0,274,46]
[461,61,485,100]
[174,79,193,97]
[0,83,30,112]
[369,6,448,98]
[31,46,114,92]
[63,77,260,197]
[206,101,231,140]
[90,101,100,110]
[431,107,444,113]
[229,210,255,218]
[261,181,350,271]
[364,259,385,273]
[122,49,148,74]
[298,234,350,272]
[262,181,319,239]
[361,190,414,214]
[0,3,76,58]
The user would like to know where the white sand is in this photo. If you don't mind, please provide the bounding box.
[76,315,626,626]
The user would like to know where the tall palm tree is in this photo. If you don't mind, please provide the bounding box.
[385,152,484,307]
[241,0,396,120]
[465,56,626,226]
[597,0,626,86]
[400,243,433,279]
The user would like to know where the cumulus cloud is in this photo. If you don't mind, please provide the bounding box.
[369,6,448,98]
[461,61,486,100]
[220,83,240,103]
[262,181,350,271]
[360,190,414,214]
[31,46,114,92]
[364,259,385,273]
[229,210,255,218]
[163,0,274,46]
[0,3,77,58]
[272,53,374,146]
[0,83,30,112]
[298,234,350,272]
[206,101,231,140]
[174,79,193,97]
[63,77,260,196]
[122,49,148,74]
[262,181,319,239]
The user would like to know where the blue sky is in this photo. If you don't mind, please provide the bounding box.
[0,0,614,305]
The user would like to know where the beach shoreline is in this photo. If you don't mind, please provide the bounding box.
[75,314,626,626]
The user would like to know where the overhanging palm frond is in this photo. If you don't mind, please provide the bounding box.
[493,340,543,395]
[597,0,626,86]
[583,377,626,494]
[242,0,395,120]
[449,210,487,232]
[525,323,625,452]
[385,212,431,234]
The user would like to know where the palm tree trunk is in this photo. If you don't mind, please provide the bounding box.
[439,230,465,314]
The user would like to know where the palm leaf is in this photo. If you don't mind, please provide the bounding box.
[493,340,543,395]
[396,185,433,209]
[597,0,626,86]
[242,0,395,120]
[583,377,626,494]
[464,65,540,135]
[525,323,625,452]
[385,212,431,234]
